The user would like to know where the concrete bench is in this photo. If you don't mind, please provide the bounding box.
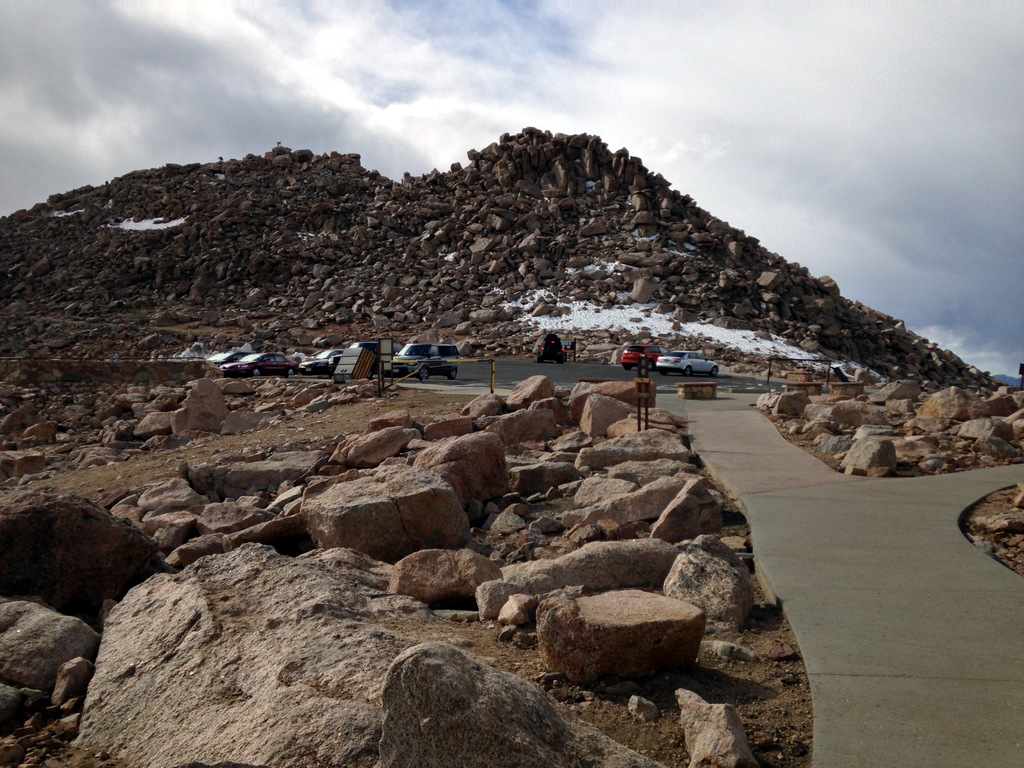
[677,382,718,399]
[786,371,817,382]
[829,382,866,397]
[783,381,823,396]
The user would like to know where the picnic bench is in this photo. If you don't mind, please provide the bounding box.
[677,382,718,399]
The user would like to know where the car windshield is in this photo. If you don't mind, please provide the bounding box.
[398,344,431,356]
[625,345,644,352]
[239,353,263,362]
[313,350,338,359]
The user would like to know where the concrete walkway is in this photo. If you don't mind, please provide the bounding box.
[664,392,1024,768]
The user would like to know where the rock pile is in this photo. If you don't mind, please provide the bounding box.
[0,129,994,387]
[0,373,771,767]
[758,383,1024,476]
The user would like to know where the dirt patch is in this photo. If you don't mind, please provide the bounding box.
[962,484,1024,579]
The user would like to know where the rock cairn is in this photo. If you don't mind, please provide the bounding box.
[0,128,992,387]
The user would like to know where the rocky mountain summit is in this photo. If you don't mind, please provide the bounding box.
[0,128,991,387]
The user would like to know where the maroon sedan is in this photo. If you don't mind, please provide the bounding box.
[220,353,298,378]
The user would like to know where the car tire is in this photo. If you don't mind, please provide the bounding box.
[658,369,667,376]
[286,369,295,377]
[710,366,719,377]
[251,368,262,377]
[557,354,565,364]
[447,368,457,380]
[537,354,544,363]
[622,364,633,370]
[418,368,429,381]
[684,366,693,376]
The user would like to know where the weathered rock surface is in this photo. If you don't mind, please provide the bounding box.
[413,432,509,507]
[676,688,759,768]
[171,378,229,435]
[663,535,754,633]
[504,375,556,411]
[76,544,434,768]
[575,430,690,472]
[476,539,681,620]
[388,549,502,605]
[301,465,470,562]
[0,489,156,612]
[376,642,664,768]
[650,476,724,542]
[537,589,706,683]
[189,451,327,500]
[0,601,100,691]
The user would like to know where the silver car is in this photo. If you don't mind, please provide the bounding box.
[655,351,719,377]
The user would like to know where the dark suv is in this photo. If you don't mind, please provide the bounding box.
[392,343,459,380]
[536,333,566,364]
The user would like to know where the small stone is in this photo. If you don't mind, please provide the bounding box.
[628,695,660,722]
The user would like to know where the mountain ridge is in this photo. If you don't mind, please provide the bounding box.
[0,128,993,388]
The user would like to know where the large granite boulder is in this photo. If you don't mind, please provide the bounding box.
[301,466,470,562]
[575,430,690,472]
[76,545,434,768]
[0,601,101,691]
[537,590,705,683]
[189,451,327,500]
[663,535,753,633]
[504,375,556,411]
[377,642,663,768]
[476,539,681,620]
[413,432,509,507]
[0,489,156,613]
[388,549,502,605]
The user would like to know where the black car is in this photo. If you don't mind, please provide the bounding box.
[298,349,347,376]
[536,333,566,364]
[392,343,459,380]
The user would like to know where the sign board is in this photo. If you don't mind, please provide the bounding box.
[562,339,576,351]
[1019,363,1024,376]
[332,348,375,382]
[638,355,650,378]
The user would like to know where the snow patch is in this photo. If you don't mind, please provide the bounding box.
[113,217,187,231]
[502,290,823,361]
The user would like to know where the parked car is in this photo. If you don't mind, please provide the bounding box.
[220,353,299,378]
[207,351,249,365]
[536,333,566,364]
[655,351,719,377]
[392,343,459,380]
[298,349,347,376]
[620,344,668,371]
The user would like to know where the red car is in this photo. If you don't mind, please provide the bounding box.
[620,344,667,371]
[220,353,298,378]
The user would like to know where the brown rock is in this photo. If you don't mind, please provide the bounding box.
[414,432,509,506]
[0,489,156,613]
[170,378,229,435]
[537,589,706,683]
[580,394,635,438]
[388,549,501,604]
[301,466,470,562]
[663,535,753,633]
[650,476,724,542]
[504,375,556,410]
[483,409,557,446]
[676,688,759,768]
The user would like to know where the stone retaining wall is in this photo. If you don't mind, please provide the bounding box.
[0,358,214,385]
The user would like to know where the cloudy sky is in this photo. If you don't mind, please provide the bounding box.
[2,1,1021,376]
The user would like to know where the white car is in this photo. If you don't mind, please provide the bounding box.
[655,351,719,377]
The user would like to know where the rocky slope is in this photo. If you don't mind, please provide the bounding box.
[0,128,991,387]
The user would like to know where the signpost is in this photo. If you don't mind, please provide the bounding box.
[635,355,651,431]
[1019,362,1023,391]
